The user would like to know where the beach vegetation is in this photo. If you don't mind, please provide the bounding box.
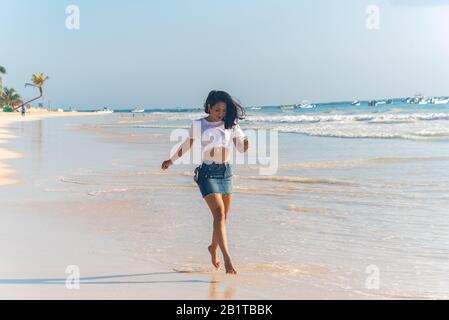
[14,73,50,111]
[1,87,22,112]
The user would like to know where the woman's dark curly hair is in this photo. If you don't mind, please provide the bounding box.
[204,90,246,129]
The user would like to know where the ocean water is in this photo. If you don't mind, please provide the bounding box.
[6,101,449,298]
[142,101,449,138]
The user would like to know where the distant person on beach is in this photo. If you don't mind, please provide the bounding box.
[161,90,249,274]
[21,105,26,116]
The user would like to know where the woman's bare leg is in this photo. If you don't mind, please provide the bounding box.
[208,193,233,270]
[222,193,233,221]
[204,193,237,274]
[211,193,233,249]
[205,194,224,270]
[221,194,237,274]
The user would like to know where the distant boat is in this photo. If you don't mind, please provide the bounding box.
[351,100,361,106]
[294,101,315,109]
[368,100,386,106]
[250,106,261,110]
[132,108,145,113]
[280,105,295,110]
[295,104,315,109]
[407,94,429,105]
[96,107,114,114]
[429,97,449,105]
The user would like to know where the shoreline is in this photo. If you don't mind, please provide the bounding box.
[0,113,224,299]
[0,111,100,186]
[2,113,446,299]
[1,199,242,300]
[0,113,363,300]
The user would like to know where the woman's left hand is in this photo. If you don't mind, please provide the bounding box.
[161,159,173,170]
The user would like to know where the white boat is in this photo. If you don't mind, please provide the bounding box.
[294,101,315,109]
[96,107,114,114]
[368,100,386,106]
[351,100,361,106]
[296,104,315,109]
[280,105,295,110]
[408,94,429,105]
[418,100,429,105]
[430,97,449,105]
[132,108,145,113]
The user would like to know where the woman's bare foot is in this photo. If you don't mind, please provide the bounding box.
[208,245,221,270]
[224,258,237,275]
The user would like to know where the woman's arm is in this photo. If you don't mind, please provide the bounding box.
[232,124,249,153]
[170,137,195,162]
[161,138,195,170]
[233,137,249,153]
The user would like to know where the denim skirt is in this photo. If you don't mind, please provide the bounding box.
[195,162,233,198]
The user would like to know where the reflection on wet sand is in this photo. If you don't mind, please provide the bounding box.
[209,274,236,300]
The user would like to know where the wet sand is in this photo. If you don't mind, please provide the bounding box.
[0,112,96,186]
[0,113,339,299]
[0,113,216,299]
[4,113,444,299]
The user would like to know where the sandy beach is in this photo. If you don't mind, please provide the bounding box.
[4,0,449,302]
[0,112,334,300]
[2,110,448,300]
[0,113,216,299]
[0,112,94,186]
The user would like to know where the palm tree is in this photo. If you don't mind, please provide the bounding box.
[0,87,22,109]
[0,66,6,98]
[26,73,49,96]
[15,73,49,111]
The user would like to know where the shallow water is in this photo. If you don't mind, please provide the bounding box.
[3,107,449,298]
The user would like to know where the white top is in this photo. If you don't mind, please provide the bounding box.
[188,118,246,153]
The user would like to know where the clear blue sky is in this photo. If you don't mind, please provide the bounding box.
[2,0,449,109]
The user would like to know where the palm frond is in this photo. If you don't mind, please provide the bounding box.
[0,87,22,105]
[31,73,50,87]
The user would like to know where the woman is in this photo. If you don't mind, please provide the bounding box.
[161,90,249,274]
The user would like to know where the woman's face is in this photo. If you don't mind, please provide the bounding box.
[209,102,227,121]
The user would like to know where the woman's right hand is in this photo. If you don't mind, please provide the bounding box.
[161,159,173,170]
